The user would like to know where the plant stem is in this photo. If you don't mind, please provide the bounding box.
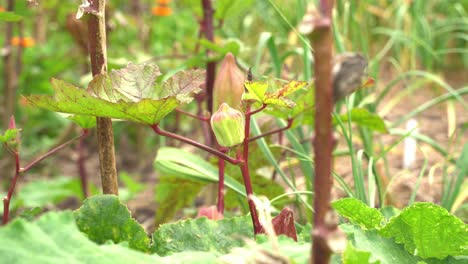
[248,118,293,142]
[176,108,210,122]
[2,0,17,127]
[87,0,119,195]
[150,124,241,165]
[20,130,89,173]
[217,147,228,214]
[2,151,20,225]
[77,134,89,198]
[201,0,216,114]
[240,104,262,234]
[308,0,335,263]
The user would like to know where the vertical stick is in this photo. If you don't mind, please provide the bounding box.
[201,0,215,114]
[87,0,119,195]
[2,0,17,127]
[309,0,334,263]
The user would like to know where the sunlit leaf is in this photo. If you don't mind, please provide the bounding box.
[26,64,204,125]
[243,80,307,108]
[0,129,19,143]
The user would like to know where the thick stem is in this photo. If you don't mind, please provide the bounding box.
[201,0,216,114]
[150,124,241,165]
[309,0,335,263]
[240,104,262,234]
[2,0,17,127]
[87,0,119,195]
[2,151,20,225]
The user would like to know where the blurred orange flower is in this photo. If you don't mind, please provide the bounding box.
[0,6,6,12]
[21,37,35,48]
[156,0,171,5]
[152,5,172,16]
[10,37,21,46]
[10,37,35,48]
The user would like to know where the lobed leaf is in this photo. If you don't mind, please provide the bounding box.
[379,203,468,259]
[73,195,150,252]
[333,198,385,229]
[151,215,253,256]
[243,80,307,108]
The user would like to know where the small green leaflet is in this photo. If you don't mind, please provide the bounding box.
[26,63,204,125]
[243,80,308,108]
[0,129,19,143]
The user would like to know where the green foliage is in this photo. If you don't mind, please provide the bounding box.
[66,115,96,129]
[154,147,246,197]
[151,215,253,256]
[26,64,204,125]
[332,198,384,229]
[334,108,389,133]
[243,80,307,108]
[0,128,19,143]
[335,198,468,262]
[154,176,203,227]
[379,203,468,259]
[73,195,150,252]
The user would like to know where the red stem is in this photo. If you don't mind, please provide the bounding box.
[2,151,20,225]
[248,118,293,142]
[176,108,210,122]
[21,130,89,173]
[240,104,262,234]
[248,104,267,116]
[201,0,216,115]
[217,147,228,214]
[310,0,335,263]
[150,124,241,165]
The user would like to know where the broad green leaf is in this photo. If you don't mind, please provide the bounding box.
[334,108,389,133]
[342,241,375,264]
[0,11,23,22]
[154,147,246,197]
[0,128,19,142]
[251,235,311,263]
[0,211,220,263]
[73,195,150,252]
[67,115,96,128]
[26,65,204,125]
[154,176,204,226]
[379,203,468,259]
[151,215,253,256]
[214,0,255,19]
[341,224,434,264]
[243,80,307,108]
[333,198,385,229]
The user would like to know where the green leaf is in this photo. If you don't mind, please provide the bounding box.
[214,0,255,20]
[154,176,204,226]
[0,11,23,22]
[0,211,212,263]
[341,224,428,264]
[73,195,150,252]
[0,128,19,143]
[26,65,204,125]
[88,63,161,103]
[67,115,96,129]
[151,215,253,256]
[334,108,389,133]
[243,80,307,108]
[332,198,385,229]
[342,241,375,264]
[154,147,246,197]
[379,203,468,259]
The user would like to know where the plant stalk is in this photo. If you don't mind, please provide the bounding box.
[309,0,335,263]
[87,0,119,195]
